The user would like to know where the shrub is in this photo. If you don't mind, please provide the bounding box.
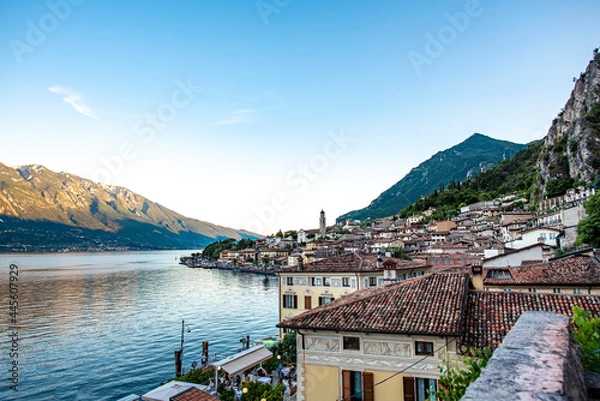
[571,306,600,372]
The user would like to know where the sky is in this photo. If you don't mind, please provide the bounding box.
[1,0,599,236]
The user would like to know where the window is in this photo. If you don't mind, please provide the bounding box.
[304,295,312,310]
[407,272,416,279]
[416,378,437,401]
[415,341,434,356]
[397,273,405,281]
[318,295,334,305]
[553,288,561,294]
[343,336,360,350]
[323,277,331,287]
[573,288,583,294]
[503,288,512,292]
[286,277,294,286]
[488,269,513,280]
[311,277,322,286]
[283,294,297,309]
[403,377,437,401]
[342,370,373,401]
[377,277,385,286]
[368,277,377,287]
[528,288,537,293]
[342,277,351,287]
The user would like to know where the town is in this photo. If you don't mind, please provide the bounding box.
[157,185,600,401]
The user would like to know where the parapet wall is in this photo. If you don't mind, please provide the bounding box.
[461,311,587,401]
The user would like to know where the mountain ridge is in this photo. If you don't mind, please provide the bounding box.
[337,133,527,222]
[0,162,257,251]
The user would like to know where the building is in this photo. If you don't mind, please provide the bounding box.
[277,272,600,401]
[319,210,326,237]
[480,250,600,294]
[297,229,307,244]
[276,253,428,335]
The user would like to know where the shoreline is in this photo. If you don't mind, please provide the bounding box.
[181,259,278,276]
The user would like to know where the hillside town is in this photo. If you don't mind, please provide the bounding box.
[206,187,596,275]
[161,186,600,401]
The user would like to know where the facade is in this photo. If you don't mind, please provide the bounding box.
[278,272,600,401]
[276,253,427,335]
[480,251,600,294]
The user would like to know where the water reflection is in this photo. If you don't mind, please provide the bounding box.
[0,251,279,401]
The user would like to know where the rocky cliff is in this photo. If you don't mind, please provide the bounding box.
[538,51,600,196]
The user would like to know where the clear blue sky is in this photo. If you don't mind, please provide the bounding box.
[1,0,599,235]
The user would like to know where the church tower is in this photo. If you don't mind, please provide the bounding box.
[319,210,326,237]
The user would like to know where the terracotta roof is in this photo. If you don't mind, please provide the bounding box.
[483,256,600,286]
[278,270,600,352]
[277,273,470,336]
[170,387,219,401]
[278,252,423,273]
[462,291,600,349]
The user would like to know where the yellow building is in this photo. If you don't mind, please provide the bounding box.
[276,252,428,334]
[278,271,600,401]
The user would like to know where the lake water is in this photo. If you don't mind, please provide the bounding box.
[0,251,279,401]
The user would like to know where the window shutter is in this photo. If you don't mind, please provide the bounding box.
[403,376,415,401]
[363,371,374,401]
[293,295,298,309]
[282,294,286,308]
[304,296,312,310]
[342,370,351,400]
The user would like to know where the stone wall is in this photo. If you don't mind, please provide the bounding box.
[461,311,587,401]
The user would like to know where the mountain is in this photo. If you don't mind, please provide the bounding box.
[0,162,258,251]
[337,133,527,222]
[536,50,600,197]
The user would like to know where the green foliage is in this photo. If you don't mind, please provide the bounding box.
[240,381,285,401]
[337,134,527,222]
[172,367,214,385]
[545,178,574,198]
[431,347,493,401]
[571,306,600,372]
[202,238,256,259]
[586,102,600,135]
[577,192,600,247]
[262,332,297,373]
[218,385,236,401]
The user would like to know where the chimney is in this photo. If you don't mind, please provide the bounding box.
[383,259,397,285]
[297,257,303,271]
[376,253,383,270]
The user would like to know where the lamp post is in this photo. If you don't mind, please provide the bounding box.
[175,319,191,377]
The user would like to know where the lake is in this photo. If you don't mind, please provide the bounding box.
[0,251,280,401]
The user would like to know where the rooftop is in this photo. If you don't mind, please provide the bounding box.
[278,252,423,273]
[278,271,600,350]
[483,256,600,286]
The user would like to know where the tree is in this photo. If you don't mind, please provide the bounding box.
[577,192,600,247]
[431,347,492,401]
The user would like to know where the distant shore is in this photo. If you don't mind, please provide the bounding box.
[180,257,278,276]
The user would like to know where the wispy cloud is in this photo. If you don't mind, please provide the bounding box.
[214,109,253,125]
[48,86,98,119]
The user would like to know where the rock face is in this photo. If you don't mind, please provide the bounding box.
[0,162,257,251]
[538,51,600,195]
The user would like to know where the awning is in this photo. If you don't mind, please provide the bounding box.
[213,345,273,377]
